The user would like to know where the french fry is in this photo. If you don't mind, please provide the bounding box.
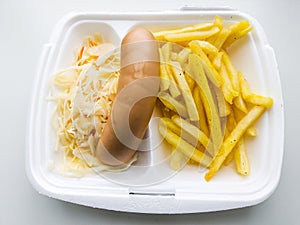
[160,46,181,97]
[234,138,250,176]
[158,92,188,118]
[213,15,223,30]
[233,96,248,113]
[153,22,214,40]
[161,118,196,171]
[159,49,170,91]
[238,71,252,96]
[213,85,231,117]
[226,110,237,132]
[223,110,250,173]
[221,20,251,50]
[159,119,212,167]
[169,61,199,121]
[161,64,180,98]
[245,94,274,108]
[219,62,239,104]
[213,27,232,50]
[222,51,240,93]
[224,150,234,166]
[164,27,220,42]
[211,51,224,71]
[189,40,223,87]
[168,73,181,98]
[223,25,253,49]
[170,147,184,171]
[160,117,181,135]
[161,117,199,147]
[160,43,182,97]
[206,16,223,44]
[193,86,210,136]
[172,115,213,156]
[205,106,265,181]
[176,47,191,65]
[238,72,274,108]
[229,20,251,35]
[185,72,196,91]
[161,42,172,61]
[193,40,218,56]
[223,112,237,166]
[233,104,256,137]
[186,54,223,155]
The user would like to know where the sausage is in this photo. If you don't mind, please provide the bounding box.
[96,28,160,166]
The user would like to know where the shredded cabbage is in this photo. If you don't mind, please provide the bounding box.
[50,33,135,176]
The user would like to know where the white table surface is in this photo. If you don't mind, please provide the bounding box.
[1,0,298,224]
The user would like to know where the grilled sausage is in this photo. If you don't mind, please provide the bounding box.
[96,28,160,166]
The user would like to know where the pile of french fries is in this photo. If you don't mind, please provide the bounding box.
[154,16,273,181]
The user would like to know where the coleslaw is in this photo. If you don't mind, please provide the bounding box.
[49,33,136,176]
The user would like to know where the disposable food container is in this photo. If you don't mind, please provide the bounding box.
[26,8,284,213]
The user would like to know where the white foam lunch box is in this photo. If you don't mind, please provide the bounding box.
[26,8,284,213]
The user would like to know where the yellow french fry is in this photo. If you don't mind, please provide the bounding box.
[164,27,220,42]
[184,72,196,91]
[160,45,181,97]
[160,117,181,136]
[222,51,240,93]
[206,16,223,44]
[211,51,224,71]
[233,105,256,137]
[159,119,212,167]
[189,40,223,87]
[159,49,170,91]
[172,115,213,156]
[213,15,223,30]
[223,108,250,173]
[186,54,223,155]
[170,147,184,171]
[160,44,182,97]
[234,138,250,176]
[233,95,248,113]
[161,117,198,147]
[193,86,210,136]
[223,112,237,166]
[238,72,274,108]
[223,25,253,49]
[224,150,234,166]
[192,40,219,56]
[219,62,239,104]
[222,20,251,48]
[176,47,191,65]
[238,71,252,97]
[158,92,188,118]
[205,105,265,181]
[165,64,181,98]
[169,61,199,121]
[229,20,251,35]
[161,42,172,61]
[219,20,250,49]
[153,22,214,40]
[212,27,232,50]
[213,86,231,117]
[245,94,274,108]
